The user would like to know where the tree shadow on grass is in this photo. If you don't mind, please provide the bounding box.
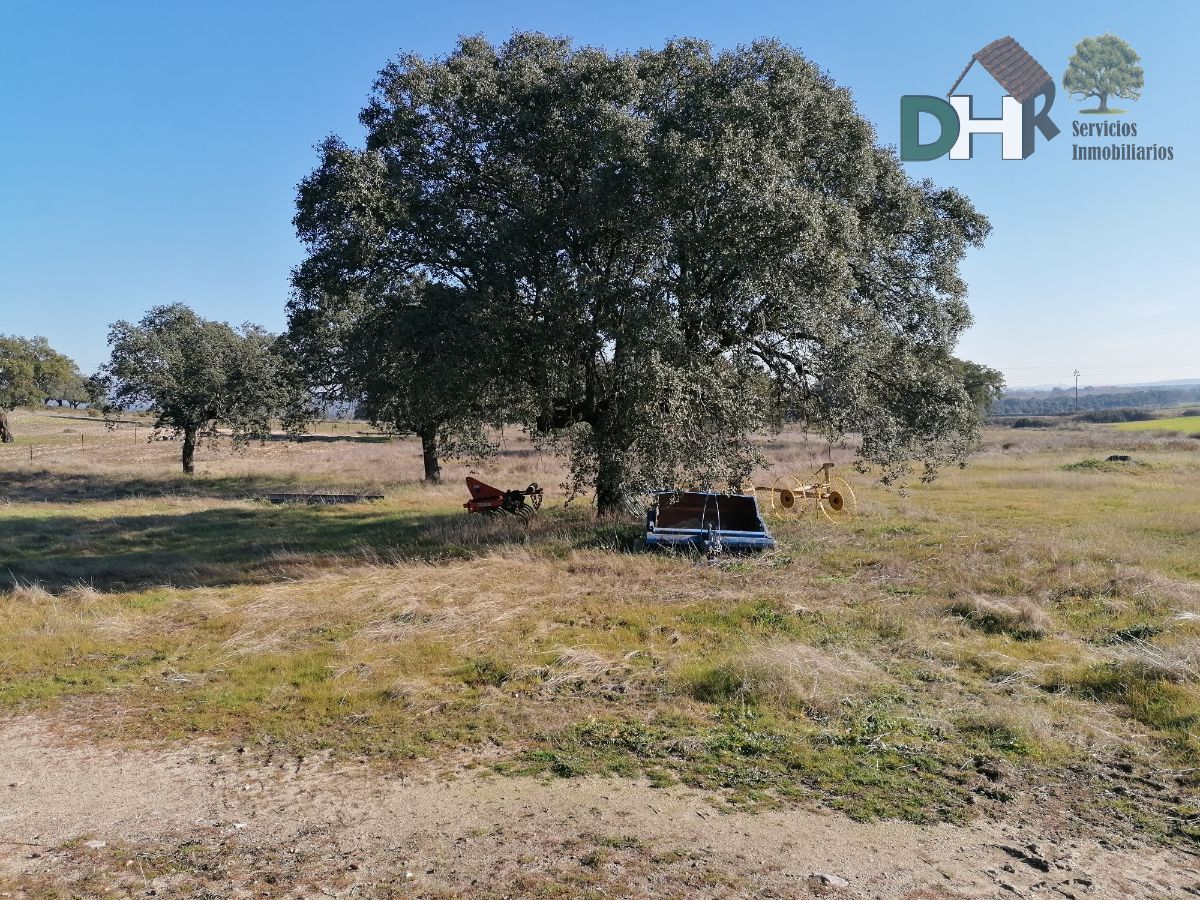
[0,469,347,504]
[258,432,393,444]
[0,502,554,592]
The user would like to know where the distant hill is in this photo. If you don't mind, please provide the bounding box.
[1004,378,1200,398]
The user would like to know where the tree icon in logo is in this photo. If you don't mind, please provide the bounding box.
[1063,33,1143,115]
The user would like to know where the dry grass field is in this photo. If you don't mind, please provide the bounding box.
[1,407,1199,897]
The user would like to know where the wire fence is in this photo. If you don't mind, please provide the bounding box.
[0,425,170,466]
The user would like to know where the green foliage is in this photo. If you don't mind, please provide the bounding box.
[0,334,85,441]
[0,335,82,409]
[100,304,304,473]
[0,336,42,413]
[1062,457,1149,473]
[1115,415,1200,436]
[1074,408,1156,423]
[518,709,972,821]
[286,277,501,481]
[1063,33,1144,112]
[957,359,1005,415]
[456,656,511,687]
[293,32,994,513]
[954,712,1037,757]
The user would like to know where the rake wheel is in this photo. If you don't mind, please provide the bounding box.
[770,474,806,518]
[816,476,857,524]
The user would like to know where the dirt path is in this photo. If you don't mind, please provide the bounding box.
[0,717,1195,898]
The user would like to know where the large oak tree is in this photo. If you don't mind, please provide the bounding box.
[292,33,999,514]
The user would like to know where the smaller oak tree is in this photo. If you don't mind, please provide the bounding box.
[1063,33,1143,113]
[286,281,502,482]
[285,130,512,481]
[101,304,300,474]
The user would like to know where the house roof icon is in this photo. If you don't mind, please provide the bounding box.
[947,36,1053,103]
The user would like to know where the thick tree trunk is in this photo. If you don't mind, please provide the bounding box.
[594,450,627,518]
[181,427,197,475]
[1098,93,1109,112]
[419,427,441,483]
[0,410,12,444]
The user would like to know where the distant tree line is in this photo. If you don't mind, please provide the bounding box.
[992,385,1200,417]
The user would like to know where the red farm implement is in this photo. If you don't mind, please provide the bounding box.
[463,477,544,521]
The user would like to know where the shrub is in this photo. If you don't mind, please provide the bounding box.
[456,655,511,687]
[1073,408,1157,424]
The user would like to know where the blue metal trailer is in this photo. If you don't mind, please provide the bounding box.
[644,490,775,553]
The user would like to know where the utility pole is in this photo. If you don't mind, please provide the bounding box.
[1074,369,1081,412]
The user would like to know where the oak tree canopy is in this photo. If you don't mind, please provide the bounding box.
[289,33,999,513]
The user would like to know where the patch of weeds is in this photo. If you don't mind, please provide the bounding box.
[679,598,803,637]
[1048,661,1200,744]
[1174,804,1200,844]
[955,712,1037,757]
[573,522,647,553]
[883,585,924,596]
[1062,457,1150,474]
[678,663,743,704]
[1050,585,1170,643]
[1103,622,1164,644]
[456,656,511,687]
[515,705,976,823]
[875,523,921,536]
[1106,797,1175,842]
[1063,458,1106,471]
[594,834,645,850]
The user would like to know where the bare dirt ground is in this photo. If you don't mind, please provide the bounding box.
[1,717,1196,899]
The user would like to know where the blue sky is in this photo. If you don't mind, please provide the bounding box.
[1,0,1195,387]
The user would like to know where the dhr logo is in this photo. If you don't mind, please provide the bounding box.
[901,36,1060,161]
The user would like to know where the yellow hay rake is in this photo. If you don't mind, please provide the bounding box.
[754,463,857,524]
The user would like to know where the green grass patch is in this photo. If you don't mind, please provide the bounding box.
[1048,661,1200,747]
[1115,415,1200,435]
[511,707,981,822]
[1061,457,1150,473]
